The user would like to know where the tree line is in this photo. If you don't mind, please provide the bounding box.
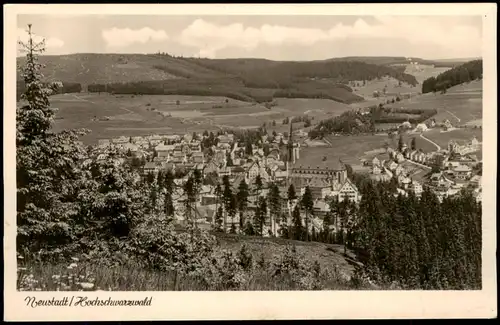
[422,60,482,94]
[86,78,363,104]
[308,110,374,139]
[191,58,419,87]
[17,80,82,100]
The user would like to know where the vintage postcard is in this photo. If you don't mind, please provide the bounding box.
[3,3,497,321]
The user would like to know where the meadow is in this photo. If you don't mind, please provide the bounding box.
[47,93,355,144]
[296,134,392,168]
[395,80,482,125]
[423,128,483,159]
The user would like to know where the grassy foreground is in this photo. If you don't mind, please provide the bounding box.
[17,235,378,291]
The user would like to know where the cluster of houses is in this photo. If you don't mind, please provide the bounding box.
[366,153,424,197]
[366,134,481,202]
[94,129,362,236]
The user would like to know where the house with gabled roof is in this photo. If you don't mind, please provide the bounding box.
[148,134,163,146]
[204,160,219,175]
[313,199,331,217]
[408,180,423,197]
[246,161,261,180]
[112,136,129,144]
[156,143,175,157]
[470,175,481,188]
[394,165,405,176]
[398,175,412,189]
[387,160,398,171]
[191,152,205,164]
[143,161,160,175]
[303,177,332,200]
[164,134,181,143]
[170,151,187,164]
[334,178,360,203]
[395,152,405,163]
[453,164,472,180]
[160,161,175,173]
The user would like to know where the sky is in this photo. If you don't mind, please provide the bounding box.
[16,15,483,60]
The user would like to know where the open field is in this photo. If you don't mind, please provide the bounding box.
[349,64,451,100]
[403,64,451,85]
[350,76,418,100]
[297,134,394,168]
[423,128,483,149]
[393,79,482,125]
[46,93,354,144]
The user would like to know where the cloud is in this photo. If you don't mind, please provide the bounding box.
[102,27,169,48]
[177,17,482,58]
[17,27,65,50]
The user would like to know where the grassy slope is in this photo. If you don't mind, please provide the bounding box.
[16,53,227,85]
[215,233,360,278]
[18,234,366,291]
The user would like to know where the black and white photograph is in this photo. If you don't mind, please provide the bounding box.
[4,3,497,321]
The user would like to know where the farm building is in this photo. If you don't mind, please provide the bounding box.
[400,121,412,129]
[415,123,428,132]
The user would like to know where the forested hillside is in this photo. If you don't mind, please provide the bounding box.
[421,60,483,94]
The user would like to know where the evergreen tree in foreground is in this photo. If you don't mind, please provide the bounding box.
[237,179,249,229]
[301,186,314,242]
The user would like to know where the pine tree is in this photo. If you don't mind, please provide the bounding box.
[245,141,253,156]
[226,153,234,166]
[183,176,196,228]
[254,174,263,195]
[214,206,224,232]
[398,134,404,152]
[237,179,249,228]
[267,183,281,237]
[301,186,314,242]
[292,205,303,240]
[222,175,232,232]
[228,193,237,232]
[17,24,56,145]
[411,137,417,151]
[192,169,203,229]
[254,197,267,237]
[287,183,297,223]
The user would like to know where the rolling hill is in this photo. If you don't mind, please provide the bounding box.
[326,56,471,68]
[421,60,483,94]
[17,54,421,104]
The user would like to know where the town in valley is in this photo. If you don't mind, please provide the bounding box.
[15,13,484,292]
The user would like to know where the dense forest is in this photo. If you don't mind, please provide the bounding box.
[16,80,82,100]
[342,169,482,289]
[308,103,438,138]
[369,105,438,124]
[421,60,483,93]
[308,110,374,139]
[191,58,419,87]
